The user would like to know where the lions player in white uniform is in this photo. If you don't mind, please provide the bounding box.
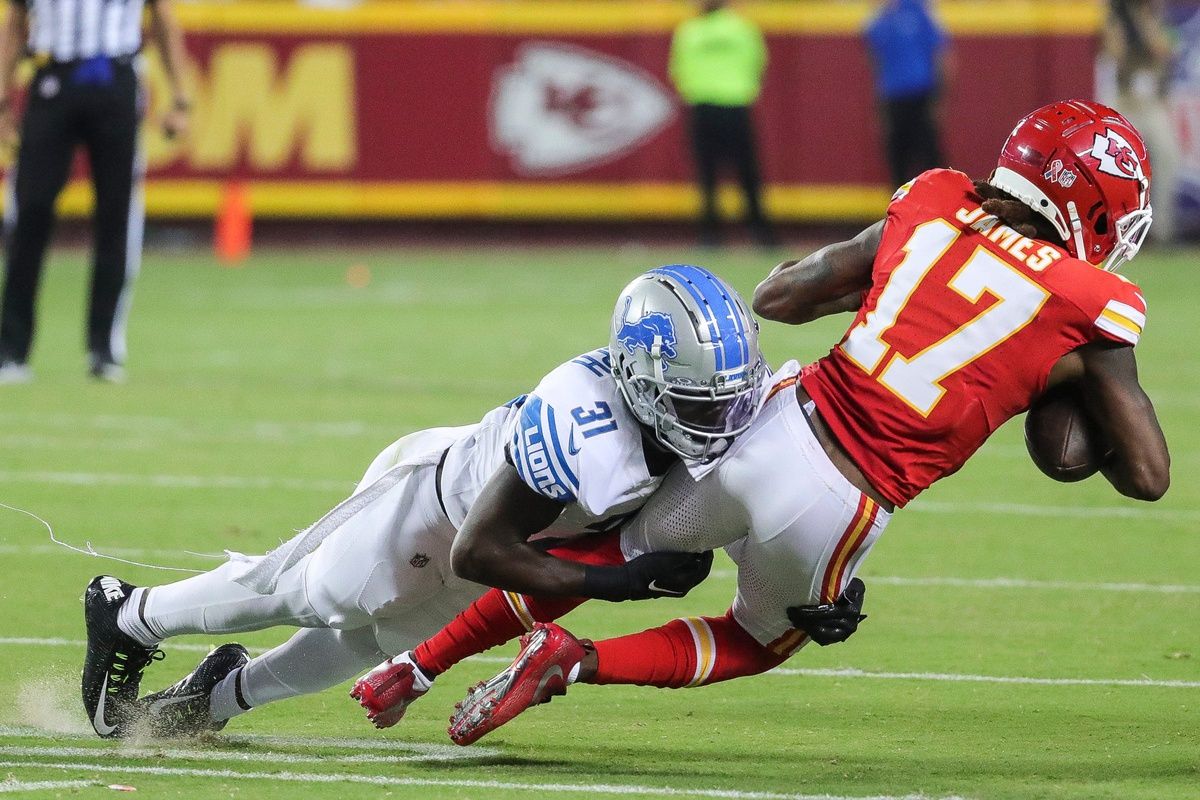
[80,264,766,739]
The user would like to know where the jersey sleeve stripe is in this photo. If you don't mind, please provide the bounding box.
[1104,300,1146,329]
[541,404,580,493]
[1096,313,1141,344]
[683,616,717,687]
[820,496,878,603]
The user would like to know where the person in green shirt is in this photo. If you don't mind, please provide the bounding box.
[670,0,775,247]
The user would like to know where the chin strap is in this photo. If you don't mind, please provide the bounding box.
[1066,201,1088,262]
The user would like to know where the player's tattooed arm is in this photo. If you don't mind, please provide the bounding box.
[752,221,884,325]
[450,465,712,600]
[1049,344,1170,501]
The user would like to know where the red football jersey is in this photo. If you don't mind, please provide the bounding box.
[801,169,1147,507]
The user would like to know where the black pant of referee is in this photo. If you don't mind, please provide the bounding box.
[881,92,944,190]
[0,56,141,380]
[688,103,775,248]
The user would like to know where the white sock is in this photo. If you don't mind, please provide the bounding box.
[209,666,252,723]
[116,588,161,648]
[210,627,386,721]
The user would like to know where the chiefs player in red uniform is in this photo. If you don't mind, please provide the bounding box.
[351,100,1170,744]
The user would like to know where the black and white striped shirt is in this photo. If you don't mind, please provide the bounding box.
[16,0,150,62]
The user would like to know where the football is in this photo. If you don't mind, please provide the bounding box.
[1024,384,1112,482]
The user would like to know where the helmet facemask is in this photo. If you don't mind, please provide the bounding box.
[614,348,764,463]
[1101,203,1153,272]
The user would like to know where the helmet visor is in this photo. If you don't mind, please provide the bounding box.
[661,384,759,438]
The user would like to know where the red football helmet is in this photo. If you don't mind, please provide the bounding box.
[988,99,1152,272]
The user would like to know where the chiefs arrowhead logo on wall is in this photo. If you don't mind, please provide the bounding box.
[490,43,677,176]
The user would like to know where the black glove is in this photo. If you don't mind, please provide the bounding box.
[786,577,867,646]
[583,550,714,601]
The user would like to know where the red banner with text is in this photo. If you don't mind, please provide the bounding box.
[32,1,1102,221]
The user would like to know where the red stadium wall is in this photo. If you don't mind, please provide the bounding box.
[17,1,1102,221]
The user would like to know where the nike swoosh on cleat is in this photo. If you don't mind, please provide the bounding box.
[148,693,205,713]
[534,665,565,700]
[646,579,684,596]
[92,674,117,736]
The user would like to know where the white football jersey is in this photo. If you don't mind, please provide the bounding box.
[438,348,666,536]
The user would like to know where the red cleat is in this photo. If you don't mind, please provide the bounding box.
[350,651,432,729]
[447,622,585,746]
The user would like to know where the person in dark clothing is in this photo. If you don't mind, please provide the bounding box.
[670,0,775,247]
[864,0,951,189]
[0,0,190,384]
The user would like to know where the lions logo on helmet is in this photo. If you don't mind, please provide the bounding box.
[609,265,766,463]
[615,297,679,361]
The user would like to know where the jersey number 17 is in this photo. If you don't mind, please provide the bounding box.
[841,219,1051,416]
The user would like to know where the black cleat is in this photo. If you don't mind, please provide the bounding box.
[82,576,162,738]
[138,643,250,738]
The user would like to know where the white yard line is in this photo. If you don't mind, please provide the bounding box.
[0,760,968,800]
[768,667,1200,689]
[705,571,1200,594]
[0,636,512,663]
[867,575,1200,593]
[0,779,93,793]
[0,544,227,561]
[2,469,1199,523]
[0,726,499,757]
[3,541,1194,595]
[0,470,349,493]
[1,638,1194,689]
[906,498,1200,523]
[0,637,227,655]
[0,743,492,765]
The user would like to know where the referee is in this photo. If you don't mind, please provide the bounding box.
[670,0,774,248]
[0,0,190,384]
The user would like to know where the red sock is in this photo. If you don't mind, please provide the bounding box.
[590,611,794,689]
[413,533,625,676]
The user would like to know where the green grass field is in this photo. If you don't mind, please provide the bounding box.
[0,242,1195,799]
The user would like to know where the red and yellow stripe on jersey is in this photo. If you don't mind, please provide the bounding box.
[761,494,878,659]
[503,591,536,631]
[1094,297,1146,346]
[763,375,800,405]
[820,493,880,604]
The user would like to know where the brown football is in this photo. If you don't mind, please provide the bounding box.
[1024,384,1112,482]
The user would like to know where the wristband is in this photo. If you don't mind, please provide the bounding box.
[581,564,631,602]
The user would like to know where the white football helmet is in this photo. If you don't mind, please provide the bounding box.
[610,265,765,463]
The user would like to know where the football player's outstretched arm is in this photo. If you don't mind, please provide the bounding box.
[1049,344,1169,501]
[752,221,883,324]
[450,464,712,601]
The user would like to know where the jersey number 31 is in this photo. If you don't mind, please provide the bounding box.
[841,219,1050,416]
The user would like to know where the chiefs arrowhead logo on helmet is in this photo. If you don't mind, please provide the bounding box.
[490,43,676,176]
[1090,128,1145,182]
